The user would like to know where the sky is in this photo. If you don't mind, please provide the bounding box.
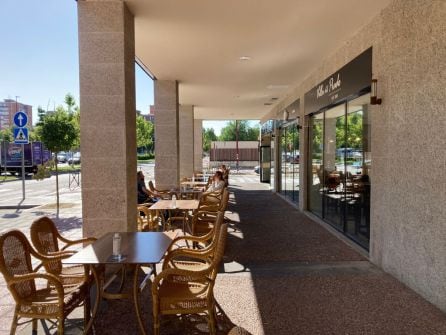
[0,0,251,134]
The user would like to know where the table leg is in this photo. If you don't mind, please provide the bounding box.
[84,264,101,335]
[133,264,155,335]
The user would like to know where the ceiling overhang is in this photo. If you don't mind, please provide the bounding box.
[125,0,391,120]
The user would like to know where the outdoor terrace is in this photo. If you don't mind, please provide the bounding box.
[1,174,445,334]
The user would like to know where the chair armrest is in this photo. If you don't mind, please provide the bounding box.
[10,272,64,302]
[163,249,212,270]
[152,266,212,293]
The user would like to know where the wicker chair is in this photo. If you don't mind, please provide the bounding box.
[137,205,160,231]
[30,217,96,287]
[191,188,229,236]
[163,211,224,273]
[152,223,228,335]
[148,180,171,200]
[0,230,89,335]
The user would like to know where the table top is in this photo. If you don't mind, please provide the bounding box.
[149,199,199,210]
[63,232,175,265]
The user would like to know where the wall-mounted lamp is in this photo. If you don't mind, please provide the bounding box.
[370,79,382,105]
[283,110,289,121]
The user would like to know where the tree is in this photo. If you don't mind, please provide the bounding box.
[37,108,78,215]
[218,120,259,141]
[202,127,218,152]
[0,128,13,142]
[136,115,154,152]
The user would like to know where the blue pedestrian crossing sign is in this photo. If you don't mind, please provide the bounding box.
[13,111,28,128]
[14,127,29,144]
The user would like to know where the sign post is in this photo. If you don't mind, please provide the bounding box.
[13,111,29,201]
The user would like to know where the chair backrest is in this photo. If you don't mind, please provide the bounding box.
[0,230,36,300]
[30,217,62,274]
[148,180,156,192]
[137,205,154,231]
[209,223,228,281]
[192,211,224,250]
[219,188,230,211]
[198,191,223,212]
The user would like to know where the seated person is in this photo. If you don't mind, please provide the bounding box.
[204,170,226,193]
[137,171,154,204]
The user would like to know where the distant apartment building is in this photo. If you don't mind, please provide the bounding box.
[0,99,33,130]
[145,105,155,123]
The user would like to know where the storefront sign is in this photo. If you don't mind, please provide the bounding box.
[305,47,372,113]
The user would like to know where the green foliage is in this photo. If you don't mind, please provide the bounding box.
[203,128,218,152]
[38,107,78,153]
[137,153,155,160]
[280,124,299,152]
[33,160,54,180]
[0,128,13,142]
[36,106,46,125]
[64,93,76,113]
[136,115,154,151]
[336,111,363,149]
[36,94,80,151]
[218,121,259,141]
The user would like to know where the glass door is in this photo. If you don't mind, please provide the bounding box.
[323,103,347,230]
[307,93,371,249]
[260,145,271,183]
[344,95,371,246]
[308,113,324,217]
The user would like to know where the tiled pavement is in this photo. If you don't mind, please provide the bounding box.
[1,174,446,334]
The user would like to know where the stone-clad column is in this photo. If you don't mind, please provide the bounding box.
[78,1,137,237]
[179,105,194,179]
[154,80,179,189]
[194,119,203,172]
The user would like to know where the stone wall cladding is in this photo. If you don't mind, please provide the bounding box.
[264,0,446,311]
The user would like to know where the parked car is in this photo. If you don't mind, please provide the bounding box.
[68,152,81,164]
[57,152,67,163]
[254,165,260,174]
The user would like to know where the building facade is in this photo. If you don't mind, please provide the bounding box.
[0,99,33,130]
[76,0,445,313]
[261,0,446,311]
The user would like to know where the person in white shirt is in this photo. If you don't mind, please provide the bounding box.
[205,170,225,193]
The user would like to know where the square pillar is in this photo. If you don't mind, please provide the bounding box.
[78,0,137,237]
[179,105,194,179]
[194,119,203,172]
[154,80,179,189]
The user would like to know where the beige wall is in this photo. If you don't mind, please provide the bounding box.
[179,105,194,179]
[264,0,446,311]
[193,119,203,172]
[154,80,180,189]
[78,0,137,237]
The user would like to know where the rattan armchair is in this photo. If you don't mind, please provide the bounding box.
[30,217,96,287]
[152,224,228,335]
[0,230,89,335]
[148,180,171,200]
[191,188,229,236]
[137,205,160,231]
[163,211,224,273]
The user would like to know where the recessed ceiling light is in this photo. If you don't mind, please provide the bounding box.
[239,56,251,61]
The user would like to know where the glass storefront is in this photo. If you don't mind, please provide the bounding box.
[308,94,371,248]
[279,121,300,204]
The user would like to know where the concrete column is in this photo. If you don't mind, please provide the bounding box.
[78,0,137,237]
[154,80,179,189]
[193,119,203,172]
[179,105,194,179]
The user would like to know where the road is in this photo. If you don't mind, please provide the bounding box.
[0,172,81,208]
